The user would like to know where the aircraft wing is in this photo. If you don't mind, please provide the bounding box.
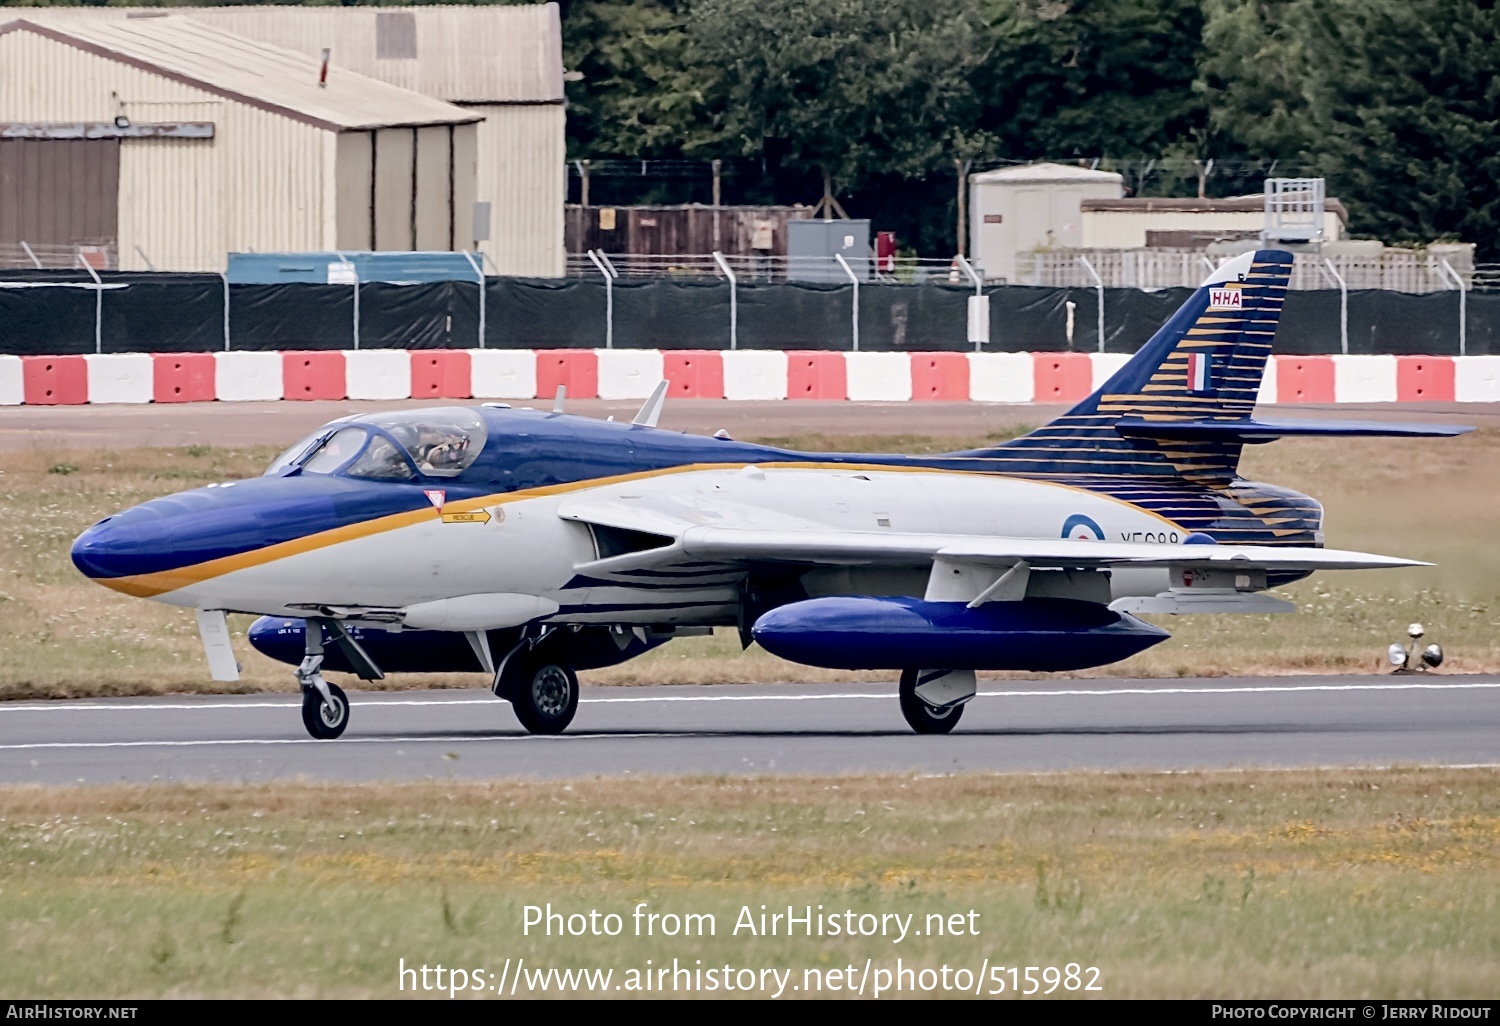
[675,527,1426,572]
[560,499,1425,575]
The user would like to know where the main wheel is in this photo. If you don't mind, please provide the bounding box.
[510,659,579,735]
[898,669,964,735]
[301,681,350,740]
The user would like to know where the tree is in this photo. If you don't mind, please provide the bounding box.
[560,0,715,159]
[685,0,989,194]
[975,0,1210,161]
[1200,0,1500,255]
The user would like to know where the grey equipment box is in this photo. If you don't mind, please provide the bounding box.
[787,219,871,283]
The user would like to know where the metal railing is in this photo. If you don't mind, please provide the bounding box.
[0,241,117,270]
[1473,264,1500,290]
[565,252,982,284]
[1020,248,1475,293]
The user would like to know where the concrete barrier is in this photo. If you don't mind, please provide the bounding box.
[21,355,88,405]
[469,349,535,399]
[345,349,412,401]
[85,353,154,405]
[721,350,788,400]
[0,355,22,406]
[845,351,912,401]
[214,351,283,402]
[968,352,1035,403]
[595,349,664,400]
[910,352,970,401]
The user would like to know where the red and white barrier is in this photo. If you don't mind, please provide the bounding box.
[0,355,22,406]
[2,350,1491,405]
[1455,356,1500,402]
[722,350,787,401]
[215,352,282,402]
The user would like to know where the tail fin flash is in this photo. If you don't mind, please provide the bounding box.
[983,248,1293,481]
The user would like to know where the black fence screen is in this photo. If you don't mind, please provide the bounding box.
[0,269,1493,356]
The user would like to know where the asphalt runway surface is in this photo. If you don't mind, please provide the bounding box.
[2,399,1495,451]
[2,676,1496,784]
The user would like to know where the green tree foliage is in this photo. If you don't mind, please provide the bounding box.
[976,0,1208,160]
[1200,0,1500,252]
[560,0,713,159]
[684,0,989,189]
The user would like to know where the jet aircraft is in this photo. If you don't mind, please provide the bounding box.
[71,249,1467,738]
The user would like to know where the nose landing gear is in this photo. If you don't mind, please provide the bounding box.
[294,617,377,739]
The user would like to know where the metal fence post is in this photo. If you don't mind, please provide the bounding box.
[75,250,103,355]
[462,250,486,348]
[335,251,359,350]
[834,252,860,352]
[956,255,985,352]
[711,251,737,350]
[1439,259,1468,356]
[1317,258,1349,355]
[1077,255,1105,353]
[586,249,615,349]
[220,270,231,351]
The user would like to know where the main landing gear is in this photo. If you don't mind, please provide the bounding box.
[898,668,976,735]
[493,637,579,735]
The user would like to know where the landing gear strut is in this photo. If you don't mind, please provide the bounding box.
[297,619,350,739]
[494,636,579,735]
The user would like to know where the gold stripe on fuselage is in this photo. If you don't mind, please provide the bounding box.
[94,460,1202,599]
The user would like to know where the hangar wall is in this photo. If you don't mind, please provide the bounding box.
[470,103,565,277]
[0,29,333,271]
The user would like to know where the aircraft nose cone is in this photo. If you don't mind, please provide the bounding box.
[71,506,165,582]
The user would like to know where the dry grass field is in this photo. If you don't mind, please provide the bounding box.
[0,767,1493,998]
[0,428,1495,699]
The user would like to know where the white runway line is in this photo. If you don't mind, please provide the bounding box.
[2,680,1497,714]
[0,733,668,751]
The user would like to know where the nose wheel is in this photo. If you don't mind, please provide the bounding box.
[301,680,350,739]
[294,619,354,739]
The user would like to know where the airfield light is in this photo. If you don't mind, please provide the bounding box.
[1421,643,1444,668]
[1407,623,1425,639]
[1387,643,1408,668]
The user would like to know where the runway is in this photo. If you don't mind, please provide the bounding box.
[2,676,1496,783]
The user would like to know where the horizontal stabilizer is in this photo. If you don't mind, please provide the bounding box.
[1116,417,1472,443]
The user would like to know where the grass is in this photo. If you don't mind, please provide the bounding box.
[1,430,1497,699]
[0,767,1494,998]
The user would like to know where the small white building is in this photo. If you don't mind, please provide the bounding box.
[1080,195,1348,249]
[971,163,1352,284]
[969,163,1124,283]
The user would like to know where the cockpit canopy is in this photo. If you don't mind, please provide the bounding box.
[264,408,488,481]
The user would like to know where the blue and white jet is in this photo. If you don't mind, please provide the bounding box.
[71,250,1466,738]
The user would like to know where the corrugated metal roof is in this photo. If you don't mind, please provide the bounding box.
[20,5,565,105]
[0,16,482,130]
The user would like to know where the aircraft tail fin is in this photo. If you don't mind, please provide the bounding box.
[969,248,1294,482]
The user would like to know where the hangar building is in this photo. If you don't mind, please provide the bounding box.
[0,16,481,272]
[20,4,567,277]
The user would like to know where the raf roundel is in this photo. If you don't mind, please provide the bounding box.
[1061,514,1106,541]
